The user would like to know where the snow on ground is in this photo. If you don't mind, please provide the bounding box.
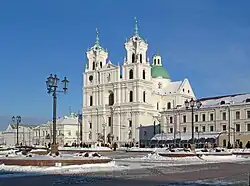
[58,146,112,152]
[30,149,47,152]
[0,161,128,178]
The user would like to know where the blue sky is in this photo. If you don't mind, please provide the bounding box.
[0,0,250,128]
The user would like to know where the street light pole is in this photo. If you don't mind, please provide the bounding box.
[185,98,202,145]
[12,116,21,146]
[46,74,69,154]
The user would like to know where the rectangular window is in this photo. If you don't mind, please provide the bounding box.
[210,126,214,132]
[210,113,214,121]
[247,124,250,132]
[129,91,133,102]
[202,126,206,132]
[247,111,250,119]
[222,112,226,120]
[89,122,92,129]
[223,139,227,147]
[236,111,240,120]
[202,114,206,122]
[108,117,111,127]
[195,115,198,122]
[90,96,93,106]
[169,128,173,133]
[129,120,132,127]
[222,124,226,131]
[169,117,173,123]
[236,124,240,132]
[183,115,186,123]
[183,127,186,133]
[195,126,198,132]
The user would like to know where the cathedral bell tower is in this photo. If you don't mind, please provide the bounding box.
[122,18,151,80]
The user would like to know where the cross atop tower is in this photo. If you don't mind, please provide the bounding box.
[134,17,139,36]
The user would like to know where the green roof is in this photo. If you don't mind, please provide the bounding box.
[151,66,170,79]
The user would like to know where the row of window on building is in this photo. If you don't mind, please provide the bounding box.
[168,110,250,124]
[168,123,250,134]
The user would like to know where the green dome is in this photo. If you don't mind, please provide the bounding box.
[151,66,170,79]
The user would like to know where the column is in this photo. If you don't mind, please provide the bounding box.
[135,112,140,142]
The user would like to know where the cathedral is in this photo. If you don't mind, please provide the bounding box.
[82,19,195,145]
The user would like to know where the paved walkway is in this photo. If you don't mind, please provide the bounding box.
[1,162,250,186]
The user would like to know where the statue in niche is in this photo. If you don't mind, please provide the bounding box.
[107,73,111,82]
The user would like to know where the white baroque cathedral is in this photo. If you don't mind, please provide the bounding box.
[82,19,195,145]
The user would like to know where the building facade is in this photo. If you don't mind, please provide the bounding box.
[160,93,250,147]
[82,20,195,145]
[33,113,81,146]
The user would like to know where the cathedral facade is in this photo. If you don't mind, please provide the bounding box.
[82,20,195,145]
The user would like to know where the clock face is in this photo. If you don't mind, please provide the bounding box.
[89,75,93,82]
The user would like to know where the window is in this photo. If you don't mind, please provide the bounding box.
[222,125,226,131]
[132,53,135,63]
[169,117,173,123]
[157,59,160,64]
[202,126,206,132]
[195,115,198,122]
[183,115,186,123]
[92,62,95,70]
[210,113,214,121]
[157,102,159,110]
[143,131,147,136]
[202,114,206,121]
[129,120,132,127]
[170,128,173,133]
[154,59,156,65]
[89,122,92,129]
[210,126,214,132]
[236,124,240,132]
[195,126,198,132]
[108,117,111,127]
[129,91,133,102]
[222,112,226,120]
[140,54,142,63]
[142,70,146,79]
[236,111,240,120]
[143,91,146,102]
[129,69,133,79]
[158,82,162,89]
[108,92,114,105]
[183,127,186,133]
[247,111,250,119]
[68,131,71,136]
[100,61,102,68]
[167,102,171,109]
[90,96,93,106]
[247,124,250,132]
[246,98,250,103]
[220,101,225,105]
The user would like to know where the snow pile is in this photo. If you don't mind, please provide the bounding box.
[58,146,112,152]
[30,149,47,153]
[0,161,127,178]
[126,147,157,152]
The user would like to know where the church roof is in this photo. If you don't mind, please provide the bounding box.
[151,65,170,79]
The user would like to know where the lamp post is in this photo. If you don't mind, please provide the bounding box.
[185,98,202,145]
[12,116,21,146]
[46,74,69,154]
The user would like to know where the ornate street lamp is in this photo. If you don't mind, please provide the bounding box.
[46,74,69,154]
[185,98,202,145]
[12,116,21,146]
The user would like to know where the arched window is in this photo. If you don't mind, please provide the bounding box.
[129,69,133,79]
[129,91,133,102]
[142,70,146,79]
[132,53,135,63]
[167,102,171,109]
[143,91,146,102]
[154,59,156,65]
[100,61,102,68]
[92,62,95,70]
[157,102,159,110]
[140,54,142,63]
[157,59,160,64]
[90,95,93,106]
[108,92,114,105]
[246,98,250,103]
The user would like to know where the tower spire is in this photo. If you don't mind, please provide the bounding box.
[95,28,100,46]
[134,17,139,35]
